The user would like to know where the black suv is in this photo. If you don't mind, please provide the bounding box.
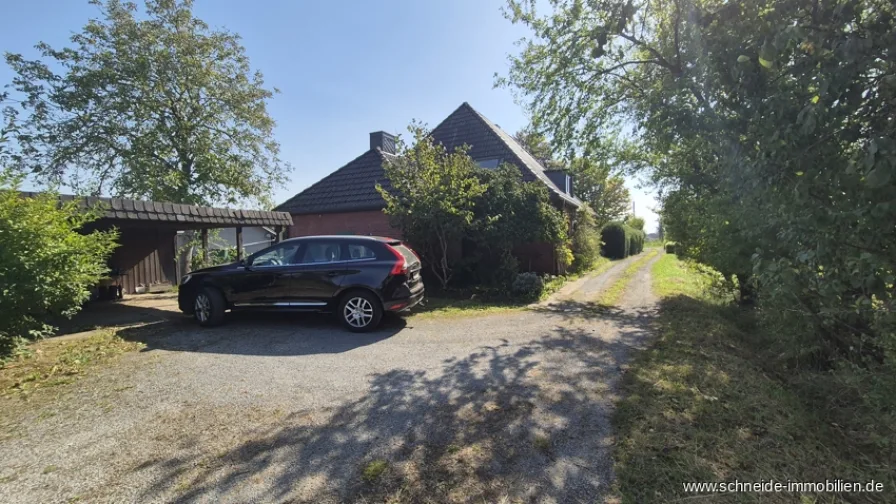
[178,235,424,332]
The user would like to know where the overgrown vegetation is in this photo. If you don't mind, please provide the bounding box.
[569,208,602,272]
[0,329,143,398]
[501,0,896,386]
[612,254,895,503]
[0,173,119,356]
[379,123,568,294]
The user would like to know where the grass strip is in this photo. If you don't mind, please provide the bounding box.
[594,249,659,306]
[610,254,894,503]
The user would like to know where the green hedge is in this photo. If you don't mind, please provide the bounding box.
[629,229,645,255]
[664,241,677,254]
[601,221,645,259]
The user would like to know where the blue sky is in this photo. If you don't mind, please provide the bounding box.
[0,0,659,232]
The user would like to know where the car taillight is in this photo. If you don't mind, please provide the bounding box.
[386,244,408,275]
[405,244,421,262]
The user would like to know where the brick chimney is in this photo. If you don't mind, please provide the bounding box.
[370,131,397,155]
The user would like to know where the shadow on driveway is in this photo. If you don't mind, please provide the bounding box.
[121,302,656,504]
[118,310,409,357]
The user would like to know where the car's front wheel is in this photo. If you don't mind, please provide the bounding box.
[338,290,383,332]
[194,287,226,327]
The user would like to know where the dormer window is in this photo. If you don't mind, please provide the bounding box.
[476,158,501,169]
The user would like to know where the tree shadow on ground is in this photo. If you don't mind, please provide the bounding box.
[121,302,656,503]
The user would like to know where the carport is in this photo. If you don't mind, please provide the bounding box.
[21,192,294,294]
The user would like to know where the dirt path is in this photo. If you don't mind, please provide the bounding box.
[0,252,663,504]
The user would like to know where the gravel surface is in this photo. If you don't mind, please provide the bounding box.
[0,253,662,504]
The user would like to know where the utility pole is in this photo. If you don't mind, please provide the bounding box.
[632,201,636,216]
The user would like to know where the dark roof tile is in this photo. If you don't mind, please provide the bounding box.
[17,192,292,227]
[275,102,581,215]
[275,149,391,215]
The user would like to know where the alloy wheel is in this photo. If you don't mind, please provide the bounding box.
[343,296,374,328]
[194,293,211,323]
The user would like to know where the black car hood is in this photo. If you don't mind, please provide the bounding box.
[190,262,242,274]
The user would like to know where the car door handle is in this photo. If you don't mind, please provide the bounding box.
[325,271,340,277]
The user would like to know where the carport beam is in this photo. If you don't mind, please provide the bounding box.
[201,228,209,266]
[235,226,243,261]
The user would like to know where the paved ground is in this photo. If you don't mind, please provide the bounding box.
[0,253,661,504]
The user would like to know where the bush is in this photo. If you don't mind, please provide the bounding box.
[0,172,119,355]
[664,242,677,254]
[601,221,629,259]
[601,221,644,259]
[511,272,545,300]
[628,229,645,255]
[570,209,601,272]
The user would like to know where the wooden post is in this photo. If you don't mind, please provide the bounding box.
[274,225,283,243]
[201,228,209,266]
[235,226,243,261]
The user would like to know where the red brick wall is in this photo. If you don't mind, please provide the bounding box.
[288,210,400,239]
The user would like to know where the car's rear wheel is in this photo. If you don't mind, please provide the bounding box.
[194,287,226,327]
[338,290,382,332]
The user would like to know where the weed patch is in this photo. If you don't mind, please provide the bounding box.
[362,459,389,484]
[0,330,144,399]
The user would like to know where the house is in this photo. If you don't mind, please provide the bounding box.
[275,102,582,273]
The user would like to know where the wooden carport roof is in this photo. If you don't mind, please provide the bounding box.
[19,192,293,229]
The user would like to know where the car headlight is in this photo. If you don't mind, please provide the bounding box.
[181,274,193,285]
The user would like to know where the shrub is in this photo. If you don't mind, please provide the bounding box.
[664,242,677,254]
[570,209,601,272]
[601,221,628,259]
[511,272,545,300]
[0,172,119,355]
[628,229,645,255]
[602,221,646,259]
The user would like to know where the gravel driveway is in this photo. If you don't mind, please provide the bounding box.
[0,253,661,504]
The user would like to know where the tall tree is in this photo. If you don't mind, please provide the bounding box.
[566,157,629,227]
[499,0,896,363]
[4,0,289,207]
[514,127,559,168]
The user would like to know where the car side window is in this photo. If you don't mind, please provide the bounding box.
[347,244,377,260]
[297,242,342,264]
[250,243,301,267]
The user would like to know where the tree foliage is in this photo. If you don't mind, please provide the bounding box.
[0,171,119,354]
[4,0,289,207]
[625,215,645,231]
[569,208,602,272]
[514,126,630,228]
[378,124,487,290]
[501,0,896,367]
[469,163,569,285]
[380,124,569,291]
